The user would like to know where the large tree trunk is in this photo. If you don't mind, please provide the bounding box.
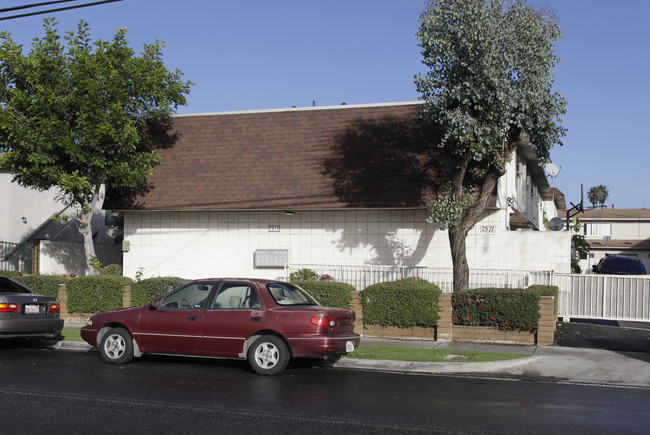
[78,185,101,275]
[449,172,499,292]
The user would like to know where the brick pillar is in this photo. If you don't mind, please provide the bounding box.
[57,283,69,321]
[123,285,132,308]
[536,296,556,345]
[437,293,453,342]
[350,291,364,336]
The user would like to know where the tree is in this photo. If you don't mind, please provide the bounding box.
[415,0,566,291]
[587,185,609,209]
[0,19,192,272]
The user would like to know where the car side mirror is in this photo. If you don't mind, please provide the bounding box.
[148,299,159,310]
[592,265,598,272]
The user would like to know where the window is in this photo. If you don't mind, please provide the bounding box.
[583,222,612,237]
[211,283,260,309]
[159,282,213,310]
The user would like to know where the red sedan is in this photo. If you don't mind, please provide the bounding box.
[80,278,360,375]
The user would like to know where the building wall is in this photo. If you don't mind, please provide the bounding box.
[122,209,571,281]
[0,170,67,242]
[39,240,122,276]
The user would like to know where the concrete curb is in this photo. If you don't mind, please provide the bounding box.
[333,354,542,374]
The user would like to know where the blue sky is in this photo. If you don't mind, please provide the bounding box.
[2,0,649,209]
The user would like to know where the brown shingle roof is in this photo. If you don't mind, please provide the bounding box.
[105,102,443,211]
[578,209,650,220]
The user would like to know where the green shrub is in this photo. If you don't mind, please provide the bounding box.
[526,284,558,316]
[289,268,318,281]
[15,274,68,298]
[99,264,123,276]
[67,275,134,313]
[293,281,354,309]
[131,277,187,306]
[362,279,442,328]
[453,288,541,333]
[0,270,23,278]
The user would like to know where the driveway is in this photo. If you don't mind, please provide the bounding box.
[554,319,650,353]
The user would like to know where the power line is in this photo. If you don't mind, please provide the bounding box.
[0,0,123,21]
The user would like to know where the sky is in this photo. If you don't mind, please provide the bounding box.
[1,0,649,209]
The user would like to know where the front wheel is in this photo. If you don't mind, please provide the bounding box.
[247,335,289,375]
[100,327,134,365]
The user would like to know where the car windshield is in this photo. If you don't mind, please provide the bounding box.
[267,283,319,306]
[0,277,32,294]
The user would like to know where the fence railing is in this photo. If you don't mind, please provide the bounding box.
[0,241,36,275]
[284,263,554,293]
[555,273,650,322]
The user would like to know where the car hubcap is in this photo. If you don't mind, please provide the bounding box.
[254,343,279,368]
[105,334,125,359]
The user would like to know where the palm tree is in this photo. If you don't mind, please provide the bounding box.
[587,185,609,209]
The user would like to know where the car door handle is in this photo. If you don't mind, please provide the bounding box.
[250,316,262,322]
[187,316,198,321]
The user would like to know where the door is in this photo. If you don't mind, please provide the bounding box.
[136,282,215,353]
[201,282,266,357]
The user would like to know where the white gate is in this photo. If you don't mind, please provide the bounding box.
[556,273,650,322]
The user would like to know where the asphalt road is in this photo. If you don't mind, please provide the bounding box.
[1,346,649,434]
[555,320,650,353]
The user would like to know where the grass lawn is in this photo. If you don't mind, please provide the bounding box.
[346,345,527,363]
[57,329,83,342]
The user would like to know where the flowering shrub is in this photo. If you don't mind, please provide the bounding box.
[452,288,541,333]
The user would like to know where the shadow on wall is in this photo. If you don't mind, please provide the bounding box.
[322,115,445,267]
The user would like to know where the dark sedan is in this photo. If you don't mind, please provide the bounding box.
[0,276,64,340]
[81,278,360,375]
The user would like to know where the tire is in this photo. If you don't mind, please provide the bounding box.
[99,327,134,365]
[247,335,290,375]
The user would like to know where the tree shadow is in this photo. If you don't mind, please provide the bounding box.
[322,115,445,267]
[104,119,179,209]
[323,115,443,208]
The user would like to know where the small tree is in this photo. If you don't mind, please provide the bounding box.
[415,0,566,291]
[0,19,192,272]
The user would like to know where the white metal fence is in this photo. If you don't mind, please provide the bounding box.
[555,273,650,322]
[284,264,554,293]
[285,264,650,322]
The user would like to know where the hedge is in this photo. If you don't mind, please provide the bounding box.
[452,288,541,333]
[131,277,187,306]
[67,275,134,313]
[15,274,69,298]
[0,270,23,278]
[362,279,442,328]
[292,280,354,309]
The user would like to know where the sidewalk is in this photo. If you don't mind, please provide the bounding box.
[335,337,650,388]
[52,326,650,388]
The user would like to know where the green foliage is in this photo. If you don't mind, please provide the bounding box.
[426,185,475,229]
[570,218,590,273]
[292,281,354,309]
[526,284,558,316]
[0,270,22,278]
[130,277,187,306]
[98,264,123,276]
[452,288,541,332]
[416,0,566,167]
[362,279,442,328]
[15,274,68,298]
[289,268,318,281]
[0,19,192,264]
[587,185,609,209]
[66,275,134,313]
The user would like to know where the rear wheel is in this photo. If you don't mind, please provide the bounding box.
[100,327,133,365]
[248,335,289,375]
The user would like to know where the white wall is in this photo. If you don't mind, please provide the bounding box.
[122,209,571,280]
[39,240,123,276]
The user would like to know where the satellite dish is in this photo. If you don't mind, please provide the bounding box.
[545,163,561,177]
[549,217,564,231]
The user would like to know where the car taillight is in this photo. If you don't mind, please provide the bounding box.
[0,303,19,313]
[50,304,61,313]
[311,316,337,327]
